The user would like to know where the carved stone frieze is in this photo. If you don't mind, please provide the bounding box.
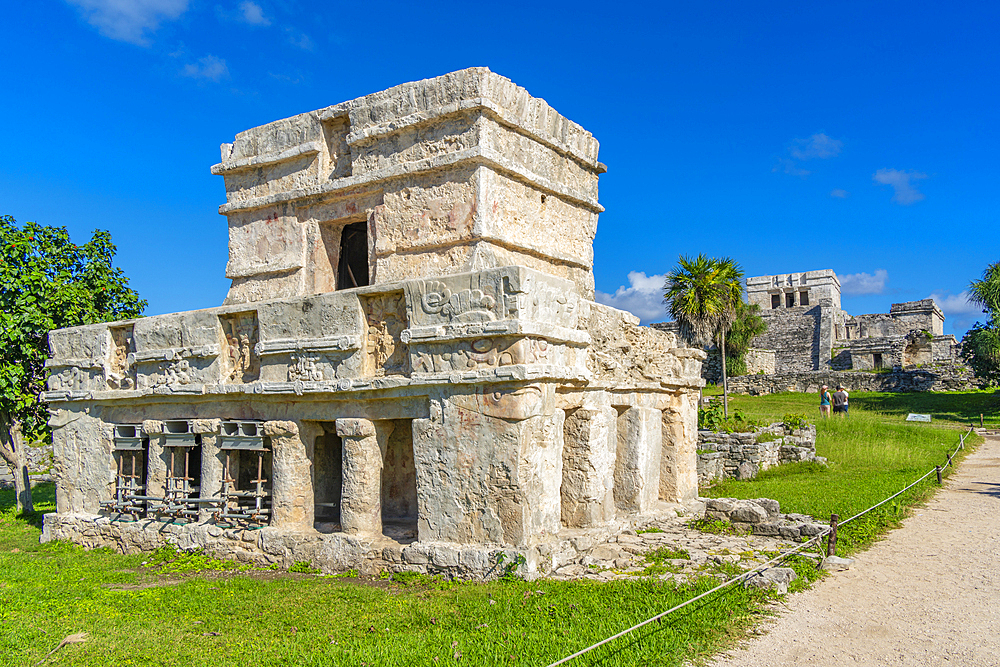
[107,326,136,390]
[411,336,551,374]
[220,312,260,383]
[288,352,324,381]
[47,366,91,392]
[448,384,550,420]
[362,292,408,377]
[420,280,499,323]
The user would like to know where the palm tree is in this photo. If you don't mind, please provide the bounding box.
[725,300,768,376]
[663,255,745,416]
[964,261,1000,384]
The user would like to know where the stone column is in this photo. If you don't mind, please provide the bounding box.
[561,406,617,527]
[336,418,394,536]
[142,420,166,502]
[614,406,662,514]
[659,391,699,503]
[263,420,312,531]
[192,419,221,522]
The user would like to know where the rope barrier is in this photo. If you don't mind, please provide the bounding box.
[545,425,977,666]
[544,531,829,667]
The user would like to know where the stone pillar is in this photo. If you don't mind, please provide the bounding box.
[614,406,662,514]
[192,419,221,522]
[561,406,617,527]
[336,418,394,536]
[142,420,166,502]
[659,391,699,503]
[263,420,312,531]
[411,384,559,547]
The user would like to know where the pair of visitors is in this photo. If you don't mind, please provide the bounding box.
[819,385,832,417]
[832,385,849,415]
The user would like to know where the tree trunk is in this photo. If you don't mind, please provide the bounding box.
[721,330,729,417]
[0,416,33,513]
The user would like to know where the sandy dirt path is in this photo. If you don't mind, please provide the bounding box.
[710,433,1000,667]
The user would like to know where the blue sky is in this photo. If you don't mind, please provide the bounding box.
[2,1,996,336]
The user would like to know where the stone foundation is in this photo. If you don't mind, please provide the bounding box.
[697,423,821,485]
[727,364,981,396]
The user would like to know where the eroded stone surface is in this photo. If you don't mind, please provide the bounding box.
[41,69,708,578]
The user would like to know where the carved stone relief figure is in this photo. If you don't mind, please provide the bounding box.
[160,359,191,386]
[362,293,408,376]
[288,352,324,381]
[420,280,497,323]
[107,326,136,390]
[411,337,551,374]
[48,366,88,391]
[220,312,259,383]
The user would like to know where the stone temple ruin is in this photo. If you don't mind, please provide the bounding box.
[40,68,706,578]
[746,270,959,373]
[727,270,975,393]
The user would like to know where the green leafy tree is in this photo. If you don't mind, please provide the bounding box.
[664,254,744,416]
[722,300,768,377]
[0,216,145,512]
[962,261,1000,386]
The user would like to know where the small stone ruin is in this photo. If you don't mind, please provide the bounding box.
[40,68,706,578]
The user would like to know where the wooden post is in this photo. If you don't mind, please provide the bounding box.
[981,414,985,428]
[827,514,839,557]
[947,452,953,468]
[936,465,942,485]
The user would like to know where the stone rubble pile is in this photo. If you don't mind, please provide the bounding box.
[703,497,829,540]
[547,503,810,585]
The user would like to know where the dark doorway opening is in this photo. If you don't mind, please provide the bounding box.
[873,353,884,369]
[786,292,796,308]
[313,425,343,530]
[771,294,781,309]
[381,420,417,543]
[337,221,369,289]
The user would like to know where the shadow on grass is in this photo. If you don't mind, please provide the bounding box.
[0,481,56,528]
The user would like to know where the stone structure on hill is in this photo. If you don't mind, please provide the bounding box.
[746,270,961,374]
[40,69,706,578]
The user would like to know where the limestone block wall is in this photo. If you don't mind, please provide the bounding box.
[754,306,827,372]
[212,68,607,304]
[700,347,776,383]
[42,267,705,577]
[696,423,820,486]
[727,365,981,395]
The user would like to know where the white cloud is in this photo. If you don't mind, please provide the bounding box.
[929,291,981,318]
[830,188,849,198]
[929,290,984,334]
[772,158,811,178]
[182,55,229,81]
[286,28,314,50]
[790,133,843,160]
[840,269,888,295]
[239,1,270,25]
[594,272,667,324]
[66,0,188,46]
[873,168,928,205]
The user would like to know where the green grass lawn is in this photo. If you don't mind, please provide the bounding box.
[1,485,814,667]
[705,387,1000,429]
[4,389,992,665]
[702,390,992,553]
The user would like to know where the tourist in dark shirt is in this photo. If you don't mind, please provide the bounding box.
[832,385,849,415]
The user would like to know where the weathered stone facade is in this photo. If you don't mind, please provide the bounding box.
[41,69,706,578]
[703,270,976,394]
[698,347,776,384]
